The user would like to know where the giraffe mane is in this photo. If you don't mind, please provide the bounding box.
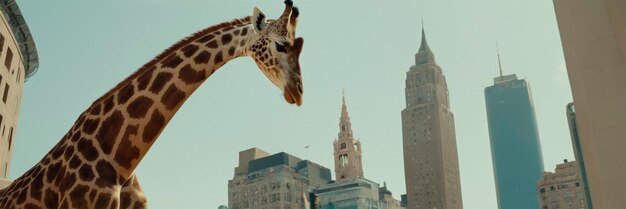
[91,16,253,105]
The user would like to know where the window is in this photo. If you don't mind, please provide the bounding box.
[0,34,4,54]
[4,48,12,70]
[7,127,12,150]
[0,114,3,128]
[2,83,8,103]
[340,143,346,149]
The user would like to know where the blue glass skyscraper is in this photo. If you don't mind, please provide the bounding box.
[485,68,544,209]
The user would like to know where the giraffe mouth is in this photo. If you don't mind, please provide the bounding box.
[284,85,302,106]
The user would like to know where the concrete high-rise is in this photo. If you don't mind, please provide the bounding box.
[0,0,39,187]
[401,26,463,209]
[537,160,588,209]
[553,0,626,208]
[484,64,545,209]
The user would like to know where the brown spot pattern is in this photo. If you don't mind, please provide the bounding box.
[137,68,154,91]
[228,47,236,56]
[161,54,183,68]
[58,173,77,193]
[114,125,140,170]
[214,51,223,64]
[221,34,233,44]
[95,160,118,187]
[69,155,81,169]
[181,44,199,58]
[70,184,89,208]
[149,72,173,94]
[143,110,165,143]
[96,110,124,154]
[44,188,60,209]
[95,192,112,209]
[83,118,100,135]
[179,64,206,85]
[118,84,135,104]
[103,97,115,113]
[161,84,187,110]
[77,138,99,161]
[30,171,44,200]
[126,96,154,119]
[194,51,211,64]
[78,164,95,182]
[196,34,215,43]
[206,40,218,48]
[90,104,102,115]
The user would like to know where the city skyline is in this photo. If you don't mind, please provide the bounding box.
[10,1,574,209]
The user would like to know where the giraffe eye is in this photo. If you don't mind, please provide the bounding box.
[275,42,287,53]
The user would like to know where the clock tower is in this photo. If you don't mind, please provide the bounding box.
[333,93,364,182]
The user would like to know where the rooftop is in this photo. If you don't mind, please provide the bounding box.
[0,0,39,80]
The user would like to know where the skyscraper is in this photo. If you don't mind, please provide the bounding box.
[553,0,626,208]
[484,56,544,209]
[401,26,463,209]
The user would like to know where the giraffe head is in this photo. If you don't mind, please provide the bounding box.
[249,0,304,106]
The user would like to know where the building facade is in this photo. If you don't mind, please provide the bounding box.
[485,73,545,209]
[565,103,592,209]
[334,95,363,182]
[537,160,588,209]
[228,148,331,209]
[553,0,626,208]
[0,0,39,185]
[401,27,463,209]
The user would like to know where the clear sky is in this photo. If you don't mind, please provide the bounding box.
[12,0,573,208]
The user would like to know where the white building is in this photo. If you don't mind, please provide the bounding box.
[0,0,39,187]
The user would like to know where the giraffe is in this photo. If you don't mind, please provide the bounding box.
[0,1,303,208]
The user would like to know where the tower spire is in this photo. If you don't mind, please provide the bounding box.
[340,90,352,138]
[419,18,429,52]
[415,19,435,65]
[334,90,364,181]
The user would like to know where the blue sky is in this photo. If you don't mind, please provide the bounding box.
[13,0,573,208]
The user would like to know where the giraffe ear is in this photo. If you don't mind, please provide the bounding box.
[252,7,268,33]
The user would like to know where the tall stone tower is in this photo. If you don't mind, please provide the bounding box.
[401,26,463,209]
[333,93,364,182]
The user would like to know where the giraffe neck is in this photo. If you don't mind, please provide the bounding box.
[67,17,257,182]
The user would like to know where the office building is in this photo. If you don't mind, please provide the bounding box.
[228,148,331,209]
[537,160,587,209]
[401,26,463,209]
[485,69,545,209]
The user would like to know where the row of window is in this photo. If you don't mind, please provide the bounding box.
[0,113,13,152]
[0,31,19,175]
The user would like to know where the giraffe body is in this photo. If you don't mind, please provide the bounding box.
[0,1,303,208]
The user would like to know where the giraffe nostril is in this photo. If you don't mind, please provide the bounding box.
[296,82,303,94]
